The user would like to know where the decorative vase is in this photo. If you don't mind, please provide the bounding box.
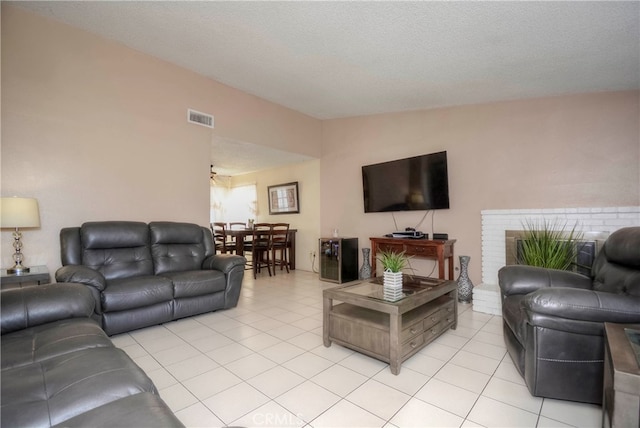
[457,255,473,303]
[359,248,372,280]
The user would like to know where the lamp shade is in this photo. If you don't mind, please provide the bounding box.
[0,197,41,228]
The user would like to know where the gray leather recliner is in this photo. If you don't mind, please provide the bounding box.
[498,226,640,404]
[56,221,246,335]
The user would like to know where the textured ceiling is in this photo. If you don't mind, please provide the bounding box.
[14,1,640,175]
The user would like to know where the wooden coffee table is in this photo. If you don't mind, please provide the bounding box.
[323,275,458,375]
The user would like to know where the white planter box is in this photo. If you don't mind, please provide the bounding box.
[383,270,403,289]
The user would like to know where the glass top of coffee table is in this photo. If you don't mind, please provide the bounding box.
[338,276,448,303]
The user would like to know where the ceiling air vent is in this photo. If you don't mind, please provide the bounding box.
[187,109,214,128]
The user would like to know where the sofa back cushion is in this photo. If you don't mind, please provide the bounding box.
[592,227,640,296]
[80,222,153,280]
[150,222,214,274]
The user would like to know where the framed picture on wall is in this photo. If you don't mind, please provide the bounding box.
[268,182,300,214]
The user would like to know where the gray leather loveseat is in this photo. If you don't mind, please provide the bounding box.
[56,221,246,335]
[498,226,640,404]
[1,283,183,427]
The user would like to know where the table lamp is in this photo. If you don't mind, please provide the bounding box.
[1,197,41,274]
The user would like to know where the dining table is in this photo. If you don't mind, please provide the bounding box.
[225,228,297,270]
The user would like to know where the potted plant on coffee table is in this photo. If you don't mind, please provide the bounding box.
[377,250,410,289]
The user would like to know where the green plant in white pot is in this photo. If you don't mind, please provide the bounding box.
[377,250,410,289]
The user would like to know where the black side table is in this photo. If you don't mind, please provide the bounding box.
[0,265,51,290]
[603,322,640,428]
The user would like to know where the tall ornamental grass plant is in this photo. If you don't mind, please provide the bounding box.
[518,219,583,271]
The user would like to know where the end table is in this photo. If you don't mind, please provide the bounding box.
[1,265,51,290]
[603,322,640,428]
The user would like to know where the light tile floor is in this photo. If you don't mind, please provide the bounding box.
[111,270,602,428]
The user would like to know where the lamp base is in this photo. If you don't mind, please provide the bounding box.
[7,265,30,275]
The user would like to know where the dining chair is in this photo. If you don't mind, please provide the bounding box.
[251,223,273,279]
[228,222,249,255]
[271,223,290,275]
[211,222,232,254]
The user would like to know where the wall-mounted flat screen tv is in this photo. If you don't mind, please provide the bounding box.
[362,151,450,213]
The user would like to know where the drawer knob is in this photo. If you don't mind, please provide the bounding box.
[431,328,438,335]
[410,327,417,334]
[431,316,437,322]
[410,341,417,348]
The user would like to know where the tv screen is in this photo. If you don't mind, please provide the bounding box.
[362,151,450,213]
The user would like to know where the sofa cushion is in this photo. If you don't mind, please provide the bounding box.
[1,347,157,428]
[102,302,174,336]
[150,222,211,274]
[163,270,227,298]
[102,276,173,312]
[81,221,154,280]
[51,392,184,428]
[1,318,112,370]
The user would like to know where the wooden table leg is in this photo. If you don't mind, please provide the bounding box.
[289,231,296,270]
[235,238,244,257]
[389,312,401,374]
[323,296,332,347]
[451,288,458,330]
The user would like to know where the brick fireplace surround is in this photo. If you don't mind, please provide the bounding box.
[473,206,640,315]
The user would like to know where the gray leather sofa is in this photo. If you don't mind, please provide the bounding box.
[498,226,640,404]
[1,283,184,427]
[56,221,246,335]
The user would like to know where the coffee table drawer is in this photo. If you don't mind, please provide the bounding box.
[403,333,425,357]
[423,300,455,330]
[401,321,424,343]
[425,319,452,340]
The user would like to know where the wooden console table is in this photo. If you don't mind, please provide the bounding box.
[370,237,456,280]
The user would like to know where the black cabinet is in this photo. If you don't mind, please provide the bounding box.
[319,237,359,283]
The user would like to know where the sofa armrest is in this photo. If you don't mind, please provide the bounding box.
[498,265,592,297]
[56,265,106,291]
[524,287,640,324]
[202,254,247,274]
[1,283,95,334]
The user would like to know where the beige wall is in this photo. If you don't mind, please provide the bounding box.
[321,91,640,283]
[1,6,321,272]
[231,160,321,272]
[2,6,638,285]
